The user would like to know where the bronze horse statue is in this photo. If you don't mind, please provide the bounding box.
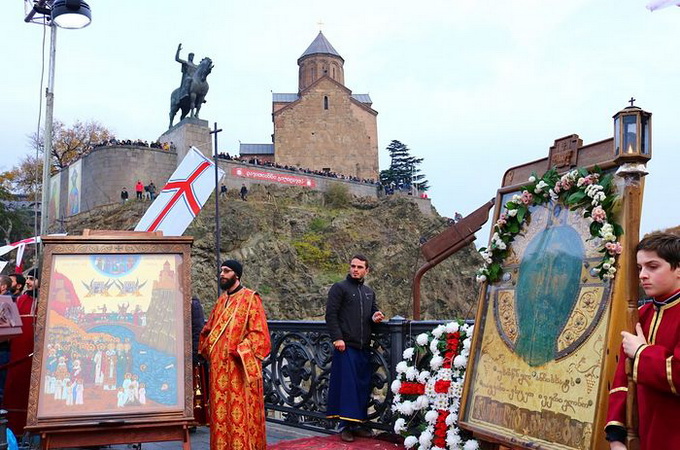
[169,57,213,128]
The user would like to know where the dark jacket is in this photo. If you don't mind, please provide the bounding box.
[325,275,379,349]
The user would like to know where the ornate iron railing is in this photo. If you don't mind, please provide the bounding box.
[263,318,455,434]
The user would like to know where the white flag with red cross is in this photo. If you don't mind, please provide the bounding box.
[135,147,224,236]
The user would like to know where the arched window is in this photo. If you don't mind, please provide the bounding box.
[324,96,329,110]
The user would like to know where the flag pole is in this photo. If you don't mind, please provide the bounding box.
[210,123,223,291]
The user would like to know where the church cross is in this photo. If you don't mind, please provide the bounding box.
[317,20,324,31]
[628,97,636,107]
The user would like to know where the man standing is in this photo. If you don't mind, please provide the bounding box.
[199,260,271,449]
[135,180,144,200]
[4,267,39,435]
[240,183,248,201]
[120,186,129,203]
[325,254,384,442]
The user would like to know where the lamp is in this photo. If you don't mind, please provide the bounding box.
[51,0,91,29]
[24,0,92,235]
[613,97,652,165]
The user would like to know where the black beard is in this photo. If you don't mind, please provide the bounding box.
[220,277,236,291]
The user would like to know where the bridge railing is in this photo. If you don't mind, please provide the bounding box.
[263,317,456,434]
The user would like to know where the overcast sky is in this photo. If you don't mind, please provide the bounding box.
[2,1,678,242]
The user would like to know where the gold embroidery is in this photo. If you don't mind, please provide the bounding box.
[633,344,650,383]
[667,355,678,395]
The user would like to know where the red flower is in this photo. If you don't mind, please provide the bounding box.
[434,380,451,393]
[399,382,425,395]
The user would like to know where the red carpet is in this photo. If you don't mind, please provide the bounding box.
[268,434,405,449]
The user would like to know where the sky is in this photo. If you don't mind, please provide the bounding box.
[2,1,679,243]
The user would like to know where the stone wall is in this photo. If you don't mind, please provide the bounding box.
[73,145,177,215]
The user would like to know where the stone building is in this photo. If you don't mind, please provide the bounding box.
[241,31,379,181]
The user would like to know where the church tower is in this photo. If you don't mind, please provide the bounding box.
[298,32,345,91]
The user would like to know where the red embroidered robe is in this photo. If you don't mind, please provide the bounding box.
[199,287,270,450]
[606,292,680,449]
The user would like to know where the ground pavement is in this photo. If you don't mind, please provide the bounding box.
[54,423,405,449]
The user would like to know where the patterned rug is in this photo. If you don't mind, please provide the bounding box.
[268,433,405,449]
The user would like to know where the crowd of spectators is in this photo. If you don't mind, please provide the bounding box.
[93,139,176,152]
[215,153,379,185]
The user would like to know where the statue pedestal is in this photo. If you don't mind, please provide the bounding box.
[159,118,213,164]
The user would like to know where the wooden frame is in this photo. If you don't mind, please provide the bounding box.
[459,133,636,450]
[25,232,194,448]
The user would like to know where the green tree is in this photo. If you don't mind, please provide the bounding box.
[379,140,429,192]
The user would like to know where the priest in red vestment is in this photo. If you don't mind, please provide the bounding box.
[606,233,680,449]
[199,260,271,450]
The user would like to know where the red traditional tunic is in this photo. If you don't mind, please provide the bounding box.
[3,293,36,435]
[199,286,270,450]
[606,291,680,449]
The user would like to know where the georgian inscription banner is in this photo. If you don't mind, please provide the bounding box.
[461,196,611,450]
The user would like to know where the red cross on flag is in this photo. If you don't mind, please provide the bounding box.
[135,147,224,236]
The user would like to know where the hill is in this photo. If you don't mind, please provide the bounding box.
[62,184,483,320]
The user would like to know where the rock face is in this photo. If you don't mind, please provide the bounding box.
[64,185,483,320]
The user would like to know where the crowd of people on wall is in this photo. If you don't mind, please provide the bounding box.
[93,139,176,152]
[215,152,380,185]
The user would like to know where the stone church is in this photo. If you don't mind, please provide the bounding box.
[240,31,379,181]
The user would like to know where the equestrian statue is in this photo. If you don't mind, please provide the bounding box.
[169,43,214,128]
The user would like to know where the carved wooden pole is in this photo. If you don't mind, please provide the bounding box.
[616,162,647,450]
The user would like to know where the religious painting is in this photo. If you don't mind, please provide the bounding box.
[27,235,194,430]
[67,159,82,216]
[459,191,614,450]
[48,174,61,225]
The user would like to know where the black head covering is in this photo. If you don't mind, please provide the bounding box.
[221,260,243,279]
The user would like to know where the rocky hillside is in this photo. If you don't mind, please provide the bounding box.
[63,184,483,320]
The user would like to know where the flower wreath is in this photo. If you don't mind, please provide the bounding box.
[391,321,478,450]
[476,166,624,284]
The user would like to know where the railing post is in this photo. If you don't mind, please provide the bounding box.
[387,315,407,392]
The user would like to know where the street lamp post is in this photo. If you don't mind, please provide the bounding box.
[24,0,91,235]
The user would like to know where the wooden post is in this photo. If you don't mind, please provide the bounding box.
[616,162,647,450]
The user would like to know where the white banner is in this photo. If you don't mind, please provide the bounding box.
[135,147,224,236]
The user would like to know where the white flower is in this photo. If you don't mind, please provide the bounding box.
[391,379,401,394]
[396,361,409,374]
[432,325,445,338]
[495,240,507,250]
[430,355,444,370]
[404,436,418,448]
[399,400,415,415]
[528,175,536,183]
[416,333,429,346]
[446,322,459,333]
[419,430,433,447]
[406,366,419,381]
[463,337,472,350]
[534,180,548,193]
[464,440,480,450]
[424,409,439,424]
[603,263,611,270]
[447,433,462,447]
[476,274,487,283]
[429,338,440,354]
[507,209,518,217]
[454,354,468,368]
[432,446,446,450]
[511,194,522,203]
[403,347,415,359]
[417,370,430,383]
[394,418,406,433]
[415,395,429,410]
[608,267,617,274]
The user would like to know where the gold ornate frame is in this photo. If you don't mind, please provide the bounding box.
[25,232,194,447]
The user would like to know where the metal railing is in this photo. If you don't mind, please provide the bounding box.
[263,317,452,434]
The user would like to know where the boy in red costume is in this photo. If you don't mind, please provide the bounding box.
[606,232,680,449]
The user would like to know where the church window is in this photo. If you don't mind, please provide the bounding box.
[324,96,329,110]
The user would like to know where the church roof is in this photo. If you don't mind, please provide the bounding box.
[272,92,373,105]
[239,143,274,155]
[299,31,343,60]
